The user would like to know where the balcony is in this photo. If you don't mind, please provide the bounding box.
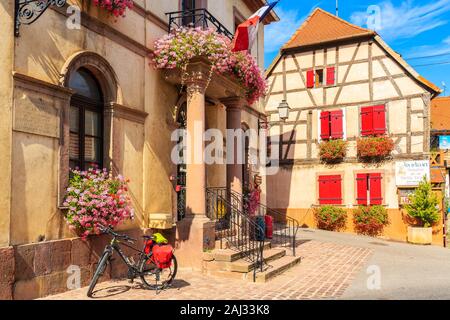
[166,8,234,40]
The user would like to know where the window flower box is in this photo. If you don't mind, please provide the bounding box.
[319,139,348,163]
[356,135,394,160]
[93,0,133,17]
[151,27,267,105]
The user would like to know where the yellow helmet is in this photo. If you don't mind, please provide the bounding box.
[153,232,168,244]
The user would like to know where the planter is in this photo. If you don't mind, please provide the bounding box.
[407,226,432,245]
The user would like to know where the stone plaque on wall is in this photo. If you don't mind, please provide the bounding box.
[13,91,60,139]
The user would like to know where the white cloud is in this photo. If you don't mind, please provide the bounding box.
[350,0,450,42]
[403,36,450,59]
[264,7,308,53]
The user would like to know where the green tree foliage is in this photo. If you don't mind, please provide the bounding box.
[404,177,440,228]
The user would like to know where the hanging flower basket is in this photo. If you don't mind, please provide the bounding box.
[319,139,348,163]
[93,0,133,17]
[151,27,267,105]
[63,168,135,240]
[357,136,394,160]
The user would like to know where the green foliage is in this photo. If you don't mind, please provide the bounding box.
[319,139,348,162]
[404,177,440,227]
[314,205,347,231]
[353,205,389,236]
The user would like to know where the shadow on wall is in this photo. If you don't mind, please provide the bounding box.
[266,128,296,222]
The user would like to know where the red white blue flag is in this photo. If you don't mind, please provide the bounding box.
[232,1,279,52]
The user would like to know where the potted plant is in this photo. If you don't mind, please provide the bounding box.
[63,168,134,240]
[353,205,389,236]
[318,139,348,163]
[356,135,394,160]
[314,205,347,231]
[404,177,440,245]
[93,0,134,17]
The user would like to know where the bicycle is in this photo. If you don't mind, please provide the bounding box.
[87,225,177,298]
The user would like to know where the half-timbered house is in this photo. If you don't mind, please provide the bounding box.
[264,8,442,244]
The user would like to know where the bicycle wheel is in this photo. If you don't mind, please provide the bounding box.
[139,255,177,290]
[87,250,110,297]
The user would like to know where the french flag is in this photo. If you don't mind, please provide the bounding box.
[232,1,279,52]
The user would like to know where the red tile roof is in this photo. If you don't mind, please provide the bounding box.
[431,97,450,131]
[282,8,374,49]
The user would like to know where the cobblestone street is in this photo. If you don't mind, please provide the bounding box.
[42,239,373,300]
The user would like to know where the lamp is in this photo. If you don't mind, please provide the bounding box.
[278,100,290,122]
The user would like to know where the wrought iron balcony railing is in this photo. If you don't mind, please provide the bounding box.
[166,8,234,40]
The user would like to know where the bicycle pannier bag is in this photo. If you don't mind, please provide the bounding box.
[152,244,173,269]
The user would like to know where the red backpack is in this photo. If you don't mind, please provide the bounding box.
[152,244,174,269]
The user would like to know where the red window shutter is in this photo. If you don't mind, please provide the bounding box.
[356,174,368,205]
[360,106,374,136]
[369,173,383,205]
[318,175,342,204]
[318,176,330,205]
[306,70,315,88]
[320,111,331,140]
[372,105,386,135]
[326,67,335,86]
[330,110,344,139]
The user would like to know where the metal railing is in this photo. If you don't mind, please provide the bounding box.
[254,203,299,256]
[166,8,234,40]
[206,188,264,282]
[208,187,300,256]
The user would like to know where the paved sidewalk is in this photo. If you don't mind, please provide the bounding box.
[42,239,372,300]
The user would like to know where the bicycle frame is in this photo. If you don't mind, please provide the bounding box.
[102,237,152,275]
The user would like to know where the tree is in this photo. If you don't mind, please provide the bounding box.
[404,177,440,228]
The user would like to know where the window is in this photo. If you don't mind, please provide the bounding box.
[307,67,336,88]
[318,175,342,205]
[69,68,104,171]
[356,173,383,205]
[320,109,344,140]
[361,105,386,136]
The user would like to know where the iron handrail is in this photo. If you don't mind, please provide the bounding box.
[208,187,299,256]
[166,8,234,39]
[206,188,264,282]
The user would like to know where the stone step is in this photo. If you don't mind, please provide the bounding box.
[215,235,267,250]
[253,255,302,283]
[209,248,286,273]
[212,241,271,262]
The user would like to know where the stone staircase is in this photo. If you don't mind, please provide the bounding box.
[202,232,301,283]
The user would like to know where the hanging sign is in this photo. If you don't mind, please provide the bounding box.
[395,160,430,186]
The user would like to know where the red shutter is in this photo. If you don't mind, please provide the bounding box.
[320,111,331,140]
[326,67,335,86]
[330,110,344,139]
[356,174,368,205]
[318,175,342,205]
[318,176,330,205]
[360,106,374,136]
[306,70,315,88]
[372,105,386,135]
[369,173,383,205]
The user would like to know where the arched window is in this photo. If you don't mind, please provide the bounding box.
[68,68,104,170]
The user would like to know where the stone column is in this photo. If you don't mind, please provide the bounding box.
[175,57,215,271]
[221,97,246,195]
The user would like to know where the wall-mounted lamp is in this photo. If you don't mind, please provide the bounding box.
[278,100,290,122]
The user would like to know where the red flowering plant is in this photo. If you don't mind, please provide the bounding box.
[244,188,261,216]
[357,135,394,160]
[319,139,348,163]
[93,0,133,17]
[151,27,267,105]
[314,206,347,231]
[353,205,389,237]
[63,168,134,240]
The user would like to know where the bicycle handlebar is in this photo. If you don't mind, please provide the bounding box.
[97,224,137,243]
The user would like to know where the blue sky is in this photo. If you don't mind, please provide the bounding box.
[264,0,450,96]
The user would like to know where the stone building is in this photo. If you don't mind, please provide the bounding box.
[0,0,278,299]
[264,9,442,244]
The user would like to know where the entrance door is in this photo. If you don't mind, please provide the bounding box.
[242,125,251,194]
[176,103,187,221]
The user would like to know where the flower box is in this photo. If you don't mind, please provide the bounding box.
[356,136,394,160]
[93,0,133,17]
[151,27,267,105]
[319,139,348,163]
